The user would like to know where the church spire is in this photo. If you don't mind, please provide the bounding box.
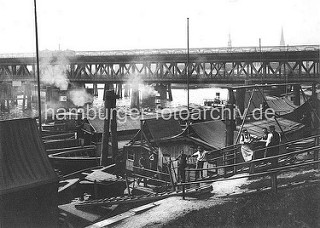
[280,27,285,46]
[228,33,232,48]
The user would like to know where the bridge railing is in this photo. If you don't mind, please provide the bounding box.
[0,44,319,58]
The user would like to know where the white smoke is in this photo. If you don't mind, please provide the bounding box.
[69,88,93,107]
[126,74,157,99]
[39,52,69,90]
[140,84,158,100]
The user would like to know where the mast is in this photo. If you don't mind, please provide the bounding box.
[34,0,42,136]
[187,18,190,112]
[259,38,262,84]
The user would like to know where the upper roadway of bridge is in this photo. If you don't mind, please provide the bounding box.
[0,44,319,59]
[0,45,319,84]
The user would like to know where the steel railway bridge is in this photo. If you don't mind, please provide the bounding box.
[0,45,319,84]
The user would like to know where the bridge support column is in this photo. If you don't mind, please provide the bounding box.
[93,83,98,96]
[123,84,130,97]
[167,84,173,101]
[103,84,113,100]
[130,85,140,109]
[293,85,300,106]
[116,83,123,98]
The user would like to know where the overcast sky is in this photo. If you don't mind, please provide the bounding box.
[0,0,319,53]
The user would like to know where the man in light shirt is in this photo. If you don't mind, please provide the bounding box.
[192,146,209,179]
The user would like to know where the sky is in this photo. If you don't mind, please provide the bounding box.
[0,0,319,53]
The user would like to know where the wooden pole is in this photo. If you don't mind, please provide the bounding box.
[101,107,110,166]
[226,88,235,146]
[33,0,42,137]
[187,18,190,112]
[111,106,118,161]
[101,90,117,166]
[293,84,300,106]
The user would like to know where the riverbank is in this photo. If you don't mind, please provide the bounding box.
[112,169,320,228]
[164,183,320,228]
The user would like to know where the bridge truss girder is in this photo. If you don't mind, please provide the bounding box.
[0,50,319,84]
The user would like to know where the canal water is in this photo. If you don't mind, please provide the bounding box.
[95,84,229,108]
[0,84,229,120]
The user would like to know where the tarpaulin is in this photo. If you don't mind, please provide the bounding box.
[0,118,58,195]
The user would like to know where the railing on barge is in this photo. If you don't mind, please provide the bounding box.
[178,134,320,199]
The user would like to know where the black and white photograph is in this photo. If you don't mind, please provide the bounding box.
[0,0,320,227]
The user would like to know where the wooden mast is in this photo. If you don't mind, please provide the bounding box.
[33,0,42,136]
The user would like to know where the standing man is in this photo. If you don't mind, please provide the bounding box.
[175,151,189,182]
[266,125,281,168]
[192,146,208,179]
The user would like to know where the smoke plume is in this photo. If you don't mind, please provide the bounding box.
[69,88,93,107]
[126,74,157,99]
[39,52,69,90]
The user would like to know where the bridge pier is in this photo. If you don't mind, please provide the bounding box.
[123,84,130,97]
[103,84,113,101]
[167,83,173,101]
[115,83,123,98]
[130,85,140,109]
[93,83,98,96]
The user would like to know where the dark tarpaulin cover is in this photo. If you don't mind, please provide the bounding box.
[145,118,183,142]
[189,120,226,149]
[266,97,298,115]
[282,96,320,123]
[88,117,141,133]
[244,90,297,115]
[0,118,58,195]
[239,117,304,138]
